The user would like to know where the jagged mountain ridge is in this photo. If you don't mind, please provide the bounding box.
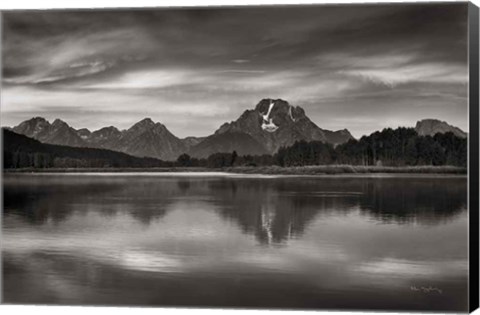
[415,119,467,138]
[12,117,87,147]
[112,118,187,161]
[11,98,355,160]
[9,111,467,162]
[189,99,354,158]
[12,117,189,161]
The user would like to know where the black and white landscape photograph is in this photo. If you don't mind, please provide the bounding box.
[0,2,473,312]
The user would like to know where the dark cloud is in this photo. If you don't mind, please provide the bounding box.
[1,3,469,137]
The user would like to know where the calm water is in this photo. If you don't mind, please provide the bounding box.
[2,173,468,311]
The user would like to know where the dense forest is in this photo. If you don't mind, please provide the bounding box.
[3,127,467,169]
[335,127,467,167]
[177,127,467,168]
[3,129,173,168]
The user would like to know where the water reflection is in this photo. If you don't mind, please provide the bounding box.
[209,179,352,245]
[3,175,467,243]
[358,178,466,224]
[2,173,468,311]
[4,176,175,225]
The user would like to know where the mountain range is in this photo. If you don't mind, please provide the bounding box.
[12,117,197,161]
[8,98,466,161]
[3,128,167,168]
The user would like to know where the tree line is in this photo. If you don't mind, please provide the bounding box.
[176,127,467,168]
[3,127,467,169]
[335,128,467,167]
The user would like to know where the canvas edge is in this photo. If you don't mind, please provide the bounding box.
[469,1,480,313]
[0,2,476,314]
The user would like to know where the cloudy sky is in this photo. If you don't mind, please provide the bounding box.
[1,3,469,138]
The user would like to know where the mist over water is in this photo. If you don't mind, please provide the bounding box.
[2,173,468,311]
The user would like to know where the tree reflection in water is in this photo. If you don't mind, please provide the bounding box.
[3,174,467,245]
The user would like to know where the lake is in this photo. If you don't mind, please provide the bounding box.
[2,173,469,311]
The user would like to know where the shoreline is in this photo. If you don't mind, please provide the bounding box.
[3,165,467,176]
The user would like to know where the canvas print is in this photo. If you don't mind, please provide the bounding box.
[1,2,478,313]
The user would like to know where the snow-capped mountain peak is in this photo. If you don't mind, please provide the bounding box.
[261,101,279,132]
[190,98,354,157]
[288,106,296,122]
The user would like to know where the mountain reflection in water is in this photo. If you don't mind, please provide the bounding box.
[2,173,468,311]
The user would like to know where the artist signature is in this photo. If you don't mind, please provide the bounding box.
[410,285,443,294]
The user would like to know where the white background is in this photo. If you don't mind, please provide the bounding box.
[0,0,479,315]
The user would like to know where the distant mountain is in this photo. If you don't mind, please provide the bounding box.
[87,126,122,148]
[415,119,467,138]
[189,132,268,158]
[189,99,353,158]
[111,118,187,161]
[3,129,168,169]
[12,117,87,147]
[181,136,207,148]
[76,128,92,140]
[11,117,188,161]
[10,98,355,160]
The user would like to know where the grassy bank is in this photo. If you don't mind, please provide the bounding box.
[3,167,208,173]
[3,165,467,175]
[223,165,467,175]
